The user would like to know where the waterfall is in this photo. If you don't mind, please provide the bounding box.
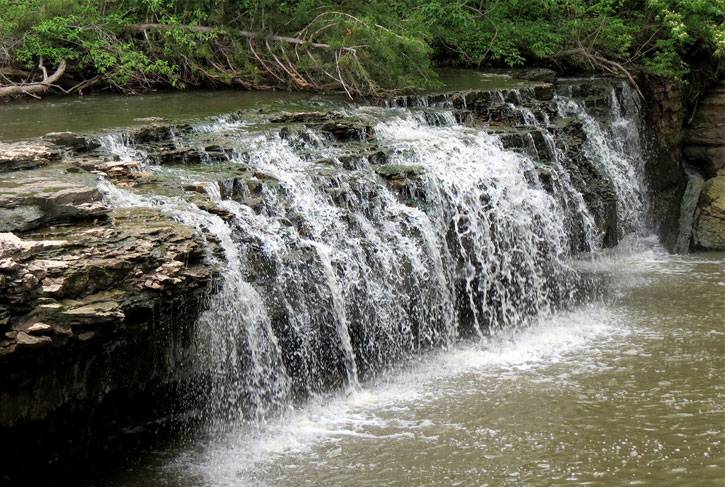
[306,240,360,390]
[555,81,648,237]
[98,182,291,424]
[96,78,650,424]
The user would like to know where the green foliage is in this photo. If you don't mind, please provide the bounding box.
[406,0,723,80]
[0,0,177,85]
[0,0,722,95]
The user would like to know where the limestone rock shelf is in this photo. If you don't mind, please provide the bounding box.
[0,139,214,433]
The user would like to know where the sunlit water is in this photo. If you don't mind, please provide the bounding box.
[106,242,724,487]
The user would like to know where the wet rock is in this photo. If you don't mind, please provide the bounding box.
[641,75,687,250]
[0,165,109,232]
[683,79,725,178]
[517,68,558,84]
[195,200,236,221]
[94,160,154,187]
[154,147,228,165]
[376,164,425,185]
[692,171,725,250]
[271,111,343,123]
[183,182,217,196]
[0,141,60,172]
[329,149,387,169]
[533,83,555,101]
[318,120,374,141]
[544,117,619,247]
[253,171,278,182]
[131,124,192,144]
[43,132,100,152]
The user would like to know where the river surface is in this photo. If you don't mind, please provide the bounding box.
[106,240,724,487]
[0,68,539,142]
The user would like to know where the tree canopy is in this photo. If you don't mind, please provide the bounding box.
[0,0,722,97]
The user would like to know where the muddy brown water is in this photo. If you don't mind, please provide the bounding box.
[104,243,724,487]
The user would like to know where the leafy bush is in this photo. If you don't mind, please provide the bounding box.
[0,0,722,95]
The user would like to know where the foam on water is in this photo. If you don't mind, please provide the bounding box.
[167,299,630,487]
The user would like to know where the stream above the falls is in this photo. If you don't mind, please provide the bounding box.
[0,68,540,142]
[105,241,724,487]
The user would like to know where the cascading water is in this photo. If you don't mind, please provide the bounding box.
[96,77,650,430]
[555,81,649,238]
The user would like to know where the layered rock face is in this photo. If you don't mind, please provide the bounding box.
[641,73,725,252]
[642,77,689,250]
[0,140,214,479]
[683,78,725,251]
[683,79,725,178]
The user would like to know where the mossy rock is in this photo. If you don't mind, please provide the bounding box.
[376,164,425,180]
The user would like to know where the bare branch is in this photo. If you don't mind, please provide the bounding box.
[0,60,66,98]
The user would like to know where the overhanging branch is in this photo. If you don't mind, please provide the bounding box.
[0,60,66,98]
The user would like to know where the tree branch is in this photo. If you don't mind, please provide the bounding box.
[131,23,355,52]
[0,60,66,98]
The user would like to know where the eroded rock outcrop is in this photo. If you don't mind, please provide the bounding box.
[692,170,725,250]
[0,141,60,172]
[673,76,725,251]
[0,140,214,447]
[683,79,725,178]
[641,75,688,250]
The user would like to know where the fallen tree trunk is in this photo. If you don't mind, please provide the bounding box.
[0,60,66,98]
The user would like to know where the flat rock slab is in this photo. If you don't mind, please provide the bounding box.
[270,111,343,123]
[0,141,60,172]
[0,164,109,232]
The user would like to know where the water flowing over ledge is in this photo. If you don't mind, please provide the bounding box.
[96,78,648,422]
[0,75,677,485]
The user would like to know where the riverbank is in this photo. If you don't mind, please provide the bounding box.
[1,1,721,100]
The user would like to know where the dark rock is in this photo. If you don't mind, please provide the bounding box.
[318,120,374,140]
[376,164,424,181]
[43,132,100,152]
[517,68,558,84]
[640,75,688,251]
[131,124,192,144]
[271,111,343,123]
[683,79,725,178]
[533,83,555,101]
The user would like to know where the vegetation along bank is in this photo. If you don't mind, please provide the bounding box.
[0,0,723,99]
